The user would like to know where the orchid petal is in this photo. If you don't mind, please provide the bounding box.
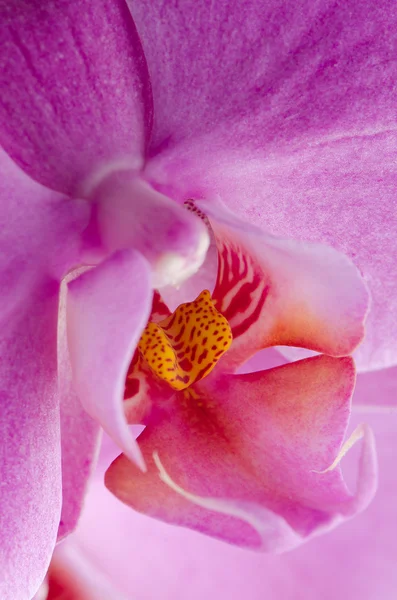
[0,0,151,195]
[67,249,152,471]
[57,282,101,541]
[106,356,376,550]
[0,149,88,600]
[353,365,397,412]
[0,288,61,600]
[237,348,287,374]
[129,0,395,159]
[195,199,368,369]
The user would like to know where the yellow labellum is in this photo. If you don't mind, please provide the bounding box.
[138,290,232,390]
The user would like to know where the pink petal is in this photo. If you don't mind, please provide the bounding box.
[0,289,62,600]
[57,395,100,542]
[198,199,368,369]
[106,356,376,550]
[67,250,153,471]
[234,347,397,413]
[130,0,395,157]
[0,0,151,195]
[0,150,88,599]
[237,348,288,374]
[353,365,397,411]
[57,285,101,541]
[67,409,397,600]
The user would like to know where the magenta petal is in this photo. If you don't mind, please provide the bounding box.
[67,250,152,470]
[0,0,151,194]
[57,290,101,541]
[106,356,376,550]
[0,150,89,599]
[129,0,396,157]
[0,288,61,600]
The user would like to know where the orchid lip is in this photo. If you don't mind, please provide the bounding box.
[114,199,374,553]
[137,290,232,391]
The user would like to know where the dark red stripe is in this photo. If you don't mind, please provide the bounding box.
[232,284,269,338]
[222,280,259,321]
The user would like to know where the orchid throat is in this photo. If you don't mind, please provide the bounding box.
[138,290,232,391]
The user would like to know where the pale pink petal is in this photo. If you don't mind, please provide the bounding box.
[353,365,397,411]
[57,394,101,542]
[57,283,101,541]
[129,0,396,158]
[67,250,152,471]
[0,290,61,600]
[195,199,368,369]
[106,356,376,550]
[0,150,88,599]
[0,0,151,195]
[237,348,288,374]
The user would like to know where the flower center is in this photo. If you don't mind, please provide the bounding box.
[138,290,232,390]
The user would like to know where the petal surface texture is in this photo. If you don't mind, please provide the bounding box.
[136,0,397,371]
[0,150,89,599]
[0,0,151,195]
[128,0,396,155]
[106,356,376,550]
[67,250,152,471]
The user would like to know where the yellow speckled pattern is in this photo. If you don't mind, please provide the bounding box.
[138,290,232,390]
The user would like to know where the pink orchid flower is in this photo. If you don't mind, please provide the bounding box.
[103,199,373,551]
[1,1,396,600]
